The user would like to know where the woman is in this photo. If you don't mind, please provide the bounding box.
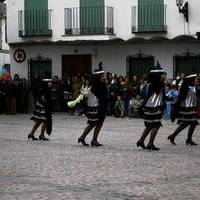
[136,65,165,150]
[168,73,198,145]
[78,68,107,147]
[28,79,52,141]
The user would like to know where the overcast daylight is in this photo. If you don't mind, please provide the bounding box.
[1,0,200,200]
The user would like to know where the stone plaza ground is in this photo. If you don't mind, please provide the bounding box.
[0,113,200,200]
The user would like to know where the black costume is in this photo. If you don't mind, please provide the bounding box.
[137,65,165,150]
[78,68,107,147]
[168,73,198,145]
[28,79,52,141]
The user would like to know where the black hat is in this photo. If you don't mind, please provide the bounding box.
[150,62,165,74]
[93,68,105,76]
[185,72,197,79]
[42,78,52,82]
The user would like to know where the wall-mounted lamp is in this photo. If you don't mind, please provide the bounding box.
[176,0,189,22]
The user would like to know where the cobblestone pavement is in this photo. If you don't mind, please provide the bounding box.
[0,114,200,200]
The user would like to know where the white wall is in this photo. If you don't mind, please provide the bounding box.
[9,42,200,79]
[9,44,94,78]
[7,0,200,44]
[95,43,200,78]
[0,53,10,71]
[0,16,10,71]
[1,17,9,51]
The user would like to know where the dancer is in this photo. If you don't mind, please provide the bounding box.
[28,79,52,141]
[78,67,107,147]
[168,72,198,145]
[136,65,165,150]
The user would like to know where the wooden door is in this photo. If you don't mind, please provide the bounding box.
[62,54,92,75]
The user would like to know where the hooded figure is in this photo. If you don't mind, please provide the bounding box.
[168,72,198,145]
[77,67,107,147]
[136,63,166,150]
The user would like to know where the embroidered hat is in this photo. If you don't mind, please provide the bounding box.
[185,72,197,79]
[93,69,105,75]
[150,62,165,74]
[42,78,52,82]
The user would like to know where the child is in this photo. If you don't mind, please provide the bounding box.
[114,95,125,118]
[128,95,143,118]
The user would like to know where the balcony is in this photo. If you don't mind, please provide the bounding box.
[132,5,167,33]
[18,9,52,37]
[64,6,114,36]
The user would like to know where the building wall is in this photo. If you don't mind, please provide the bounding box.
[7,0,200,43]
[9,42,200,78]
[1,17,9,51]
[0,5,10,71]
[6,0,200,78]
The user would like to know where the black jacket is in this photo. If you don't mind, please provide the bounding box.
[91,81,107,120]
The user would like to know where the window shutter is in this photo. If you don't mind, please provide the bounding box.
[24,0,49,36]
[80,0,105,34]
[138,0,165,32]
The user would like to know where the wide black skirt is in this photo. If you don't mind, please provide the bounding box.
[142,106,163,128]
[177,106,199,125]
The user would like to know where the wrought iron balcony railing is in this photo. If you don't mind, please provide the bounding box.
[132,5,167,33]
[64,6,114,35]
[18,9,52,37]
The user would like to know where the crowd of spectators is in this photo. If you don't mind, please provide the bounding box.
[1,72,199,119]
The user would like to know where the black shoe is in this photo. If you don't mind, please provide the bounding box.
[91,141,103,147]
[136,141,147,149]
[39,135,49,141]
[186,140,198,146]
[147,144,160,151]
[78,138,89,146]
[28,134,38,140]
[167,135,176,145]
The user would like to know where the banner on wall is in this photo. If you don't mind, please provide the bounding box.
[0,64,11,80]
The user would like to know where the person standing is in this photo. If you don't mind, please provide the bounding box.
[28,79,52,141]
[136,64,165,151]
[78,68,107,147]
[167,73,198,146]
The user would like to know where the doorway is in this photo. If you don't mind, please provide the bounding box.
[62,54,92,76]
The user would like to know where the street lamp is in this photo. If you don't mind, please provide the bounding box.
[176,0,189,22]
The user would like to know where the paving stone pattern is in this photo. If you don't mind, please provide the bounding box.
[0,114,200,200]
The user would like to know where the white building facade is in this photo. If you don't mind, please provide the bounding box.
[0,1,10,72]
[7,0,200,79]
